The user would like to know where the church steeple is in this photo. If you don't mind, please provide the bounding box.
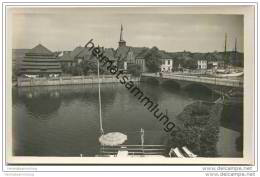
[118,24,126,47]
[120,24,123,41]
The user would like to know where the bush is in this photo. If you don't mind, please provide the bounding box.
[168,101,223,157]
[127,64,141,77]
[144,47,161,72]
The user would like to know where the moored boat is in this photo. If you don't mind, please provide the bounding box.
[213,71,243,78]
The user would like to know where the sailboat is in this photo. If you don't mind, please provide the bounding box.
[213,71,244,78]
[96,59,128,147]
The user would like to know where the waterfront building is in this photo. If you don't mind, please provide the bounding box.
[208,61,218,69]
[197,60,207,69]
[115,24,148,71]
[218,60,225,68]
[115,25,174,73]
[19,44,62,77]
[58,51,74,74]
[159,52,173,72]
[59,51,73,67]
[12,49,29,78]
[115,46,147,70]
[204,52,225,70]
[69,46,91,65]
[69,46,117,65]
[135,58,147,72]
[207,60,225,70]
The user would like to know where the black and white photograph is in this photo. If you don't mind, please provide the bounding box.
[5,5,255,166]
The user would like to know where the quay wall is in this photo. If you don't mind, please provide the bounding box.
[17,75,140,87]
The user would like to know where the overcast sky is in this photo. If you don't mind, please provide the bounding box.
[10,7,243,53]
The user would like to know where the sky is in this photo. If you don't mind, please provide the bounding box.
[10,7,244,53]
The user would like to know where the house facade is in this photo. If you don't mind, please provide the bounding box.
[59,51,73,66]
[208,60,225,69]
[135,58,147,72]
[115,25,175,73]
[197,60,207,69]
[114,25,148,71]
[160,58,173,72]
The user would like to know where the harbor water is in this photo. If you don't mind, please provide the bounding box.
[12,82,243,157]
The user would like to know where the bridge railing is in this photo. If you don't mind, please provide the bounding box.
[142,73,243,88]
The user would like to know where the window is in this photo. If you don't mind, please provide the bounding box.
[168,60,171,65]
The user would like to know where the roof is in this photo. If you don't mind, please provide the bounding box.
[58,52,73,62]
[115,46,131,60]
[158,50,173,59]
[70,46,84,58]
[24,55,57,59]
[20,65,61,69]
[23,58,61,62]
[71,47,116,61]
[101,48,116,60]
[135,48,172,60]
[115,46,148,61]
[26,44,53,56]
[131,47,148,57]
[76,47,93,58]
[20,62,60,66]
[20,69,62,74]
[20,44,61,74]
[135,48,150,58]
[12,49,29,69]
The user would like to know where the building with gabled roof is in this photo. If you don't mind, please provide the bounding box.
[69,46,117,64]
[19,44,62,77]
[158,50,173,72]
[114,25,174,72]
[114,25,150,71]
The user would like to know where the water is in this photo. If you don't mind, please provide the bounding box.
[12,82,243,157]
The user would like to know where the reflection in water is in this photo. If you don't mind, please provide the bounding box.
[18,89,61,120]
[12,83,243,157]
[221,103,243,155]
[161,80,181,90]
[185,84,216,102]
[217,127,242,157]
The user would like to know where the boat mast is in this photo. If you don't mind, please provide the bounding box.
[235,38,237,64]
[98,59,104,135]
[224,33,227,65]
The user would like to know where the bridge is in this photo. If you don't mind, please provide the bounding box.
[141,73,243,93]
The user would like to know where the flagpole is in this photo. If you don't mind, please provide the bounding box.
[98,59,104,135]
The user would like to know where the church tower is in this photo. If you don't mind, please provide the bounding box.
[118,24,126,47]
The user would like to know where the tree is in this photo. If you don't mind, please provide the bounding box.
[71,65,83,76]
[81,58,107,75]
[127,64,141,77]
[183,59,197,69]
[144,47,161,72]
[168,102,223,157]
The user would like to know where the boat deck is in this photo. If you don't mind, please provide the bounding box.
[99,145,166,156]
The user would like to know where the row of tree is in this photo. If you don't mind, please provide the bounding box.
[61,58,142,77]
[61,46,244,76]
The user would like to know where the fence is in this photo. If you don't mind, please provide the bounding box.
[17,75,140,87]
